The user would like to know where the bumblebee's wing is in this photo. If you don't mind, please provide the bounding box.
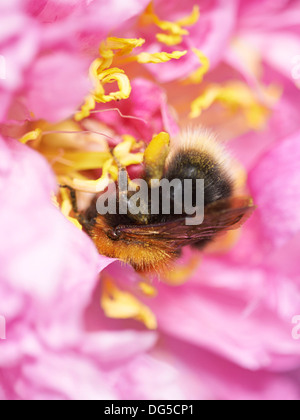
[116,196,255,246]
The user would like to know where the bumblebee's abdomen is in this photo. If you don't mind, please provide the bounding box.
[164,149,233,206]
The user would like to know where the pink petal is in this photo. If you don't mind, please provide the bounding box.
[0,137,107,301]
[0,16,39,91]
[95,78,179,142]
[25,0,149,28]
[24,51,91,122]
[114,354,186,400]
[159,336,300,400]
[238,0,300,33]
[0,7,40,122]
[143,242,300,373]
[142,0,238,82]
[248,130,300,248]
[19,350,117,400]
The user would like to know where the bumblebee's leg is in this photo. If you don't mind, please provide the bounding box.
[59,184,78,212]
[144,132,170,183]
[59,184,90,228]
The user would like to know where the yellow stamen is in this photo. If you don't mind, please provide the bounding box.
[19,128,42,144]
[190,84,221,118]
[87,62,131,105]
[101,37,145,56]
[183,48,210,84]
[76,35,188,120]
[74,95,95,122]
[153,19,188,36]
[76,37,145,121]
[143,4,200,46]
[113,135,144,166]
[176,5,200,27]
[138,281,158,297]
[89,57,107,95]
[70,158,115,193]
[156,33,183,46]
[144,131,170,180]
[101,276,157,330]
[52,131,146,194]
[52,151,113,172]
[136,50,187,64]
[189,81,273,129]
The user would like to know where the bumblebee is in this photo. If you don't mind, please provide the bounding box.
[70,128,255,273]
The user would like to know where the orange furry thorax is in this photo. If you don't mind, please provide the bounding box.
[89,217,178,272]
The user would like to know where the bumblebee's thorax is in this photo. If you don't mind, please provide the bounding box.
[164,149,233,206]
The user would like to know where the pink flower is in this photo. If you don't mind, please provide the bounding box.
[93,77,179,142]
[236,0,300,81]
[0,136,159,400]
[1,0,151,123]
[1,0,300,401]
[249,130,300,249]
[125,0,238,83]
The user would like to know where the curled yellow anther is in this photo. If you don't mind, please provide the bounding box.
[102,37,145,56]
[96,69,132,103]
[19,128,42,144]
[176,5,200,27]
[70,158,115,193]
[113,135,144,167]
[184,48,210,84]
[189,81,273,130]
[75,95,96,121]
[136,50,187,63]
[143,3,200,46]
[139,281,158,297]
[76,35,189,120]
[190,84,221,118]
[156,33,183,46]
[76,37,146,121]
